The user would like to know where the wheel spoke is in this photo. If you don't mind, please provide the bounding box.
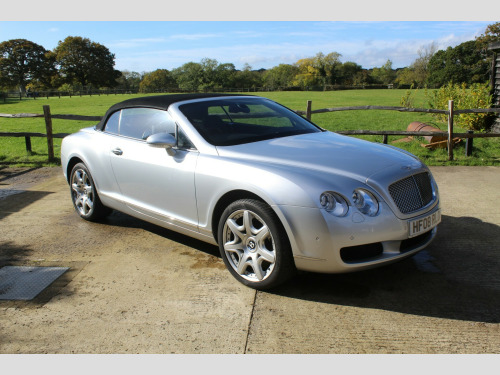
[243,210,253,235]
[80,171,87,183]
[76,171,84,185]
[75,195,84,210]
[236,253,250,275]
[251,256,265,281]
[257,247,275,264]
[224,241,244,254]
[226,218,245,241]
[82,198,90,215]
[255,225,269,243]
[86,196,94,210]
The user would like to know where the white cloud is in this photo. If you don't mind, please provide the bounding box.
[109,38,167,48]
[170,33,221,41]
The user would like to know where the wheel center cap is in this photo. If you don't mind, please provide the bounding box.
[246,238,257,252]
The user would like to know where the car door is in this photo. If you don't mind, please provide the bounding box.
[106,107,199,232]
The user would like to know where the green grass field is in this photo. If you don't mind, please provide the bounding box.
[1,90,499,166]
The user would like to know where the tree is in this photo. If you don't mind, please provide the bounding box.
[398,43,438,87]
[263,64,299,89]
[172,62,203,91]
[476,22,500,49]
[53,36,120,88]
[412,43,438,86]
[337,61,362,85]
[139,69,176,92]
[293,52,343,89]
[395,67,416,86]
[427,40,489,87]
[215,62,237,88]
[293,57,320,89]
[232,63,263,89]
[199,58,219,90]
[352,70,373,86]
[116,70,143,91]
[172,59,239,91]
[315,52,342,85]
[0,39,55,94]
[371,60,396,85]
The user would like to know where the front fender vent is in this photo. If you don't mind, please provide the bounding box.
[389,172,434,214]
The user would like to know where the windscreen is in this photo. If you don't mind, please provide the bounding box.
[179,98,322,146]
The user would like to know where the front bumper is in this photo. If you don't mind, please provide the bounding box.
[277,200,440,273]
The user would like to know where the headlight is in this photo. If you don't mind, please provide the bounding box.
[319,191,349,217]
[352,189,379,217]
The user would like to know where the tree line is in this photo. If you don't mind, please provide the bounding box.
[1,23,499,96]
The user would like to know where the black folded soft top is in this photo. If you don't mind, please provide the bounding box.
[96,93,248,131]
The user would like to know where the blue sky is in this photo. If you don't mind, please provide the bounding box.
[0,21,495,72]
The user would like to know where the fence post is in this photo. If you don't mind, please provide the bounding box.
[43,105,55,162]
[447,100,454,161]
[306,100,312,121]
[25,136,32,154]
[465,130,474,156]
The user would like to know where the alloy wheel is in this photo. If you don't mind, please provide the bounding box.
[222,209,276,282]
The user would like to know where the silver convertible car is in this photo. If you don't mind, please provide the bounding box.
[61,93,441,289]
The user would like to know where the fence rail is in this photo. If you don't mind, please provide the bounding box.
[1,100,500,163]
[0,113,102,121]
[296,105,500,116]
[1,84,405,102]
[297,105,449,115]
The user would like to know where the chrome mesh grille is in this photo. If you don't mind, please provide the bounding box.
[414,172,434,204]
[389,172,433,214]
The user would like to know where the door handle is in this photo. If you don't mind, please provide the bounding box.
[112,148,123,156]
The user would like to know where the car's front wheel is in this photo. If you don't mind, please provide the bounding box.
[218,199,295,290]
[70,162,111,221]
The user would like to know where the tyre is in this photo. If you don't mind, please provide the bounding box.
[70,162,111,221]
[218,199,296,290]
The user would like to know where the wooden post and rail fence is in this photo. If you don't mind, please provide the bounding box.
[0,105,101,162]
[298,100,500,161]
[1,101,500,163]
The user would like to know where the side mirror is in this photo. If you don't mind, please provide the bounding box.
[147,133,176,156]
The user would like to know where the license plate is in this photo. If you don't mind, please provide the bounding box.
[408,210,441,238]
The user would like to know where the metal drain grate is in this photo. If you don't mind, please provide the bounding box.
[0,266,69,300]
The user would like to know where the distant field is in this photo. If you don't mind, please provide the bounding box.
[0,90,499,166]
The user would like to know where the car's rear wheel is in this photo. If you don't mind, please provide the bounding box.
[218,199,295,290]
[70,162,111,221]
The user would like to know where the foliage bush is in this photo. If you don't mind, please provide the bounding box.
[57,83,74,92]
[400,84,417,108]
[425,82,494,131]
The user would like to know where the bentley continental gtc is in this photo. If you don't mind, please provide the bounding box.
[61,94,441,289]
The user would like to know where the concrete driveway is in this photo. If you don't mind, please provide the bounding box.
[0,166,499,353]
